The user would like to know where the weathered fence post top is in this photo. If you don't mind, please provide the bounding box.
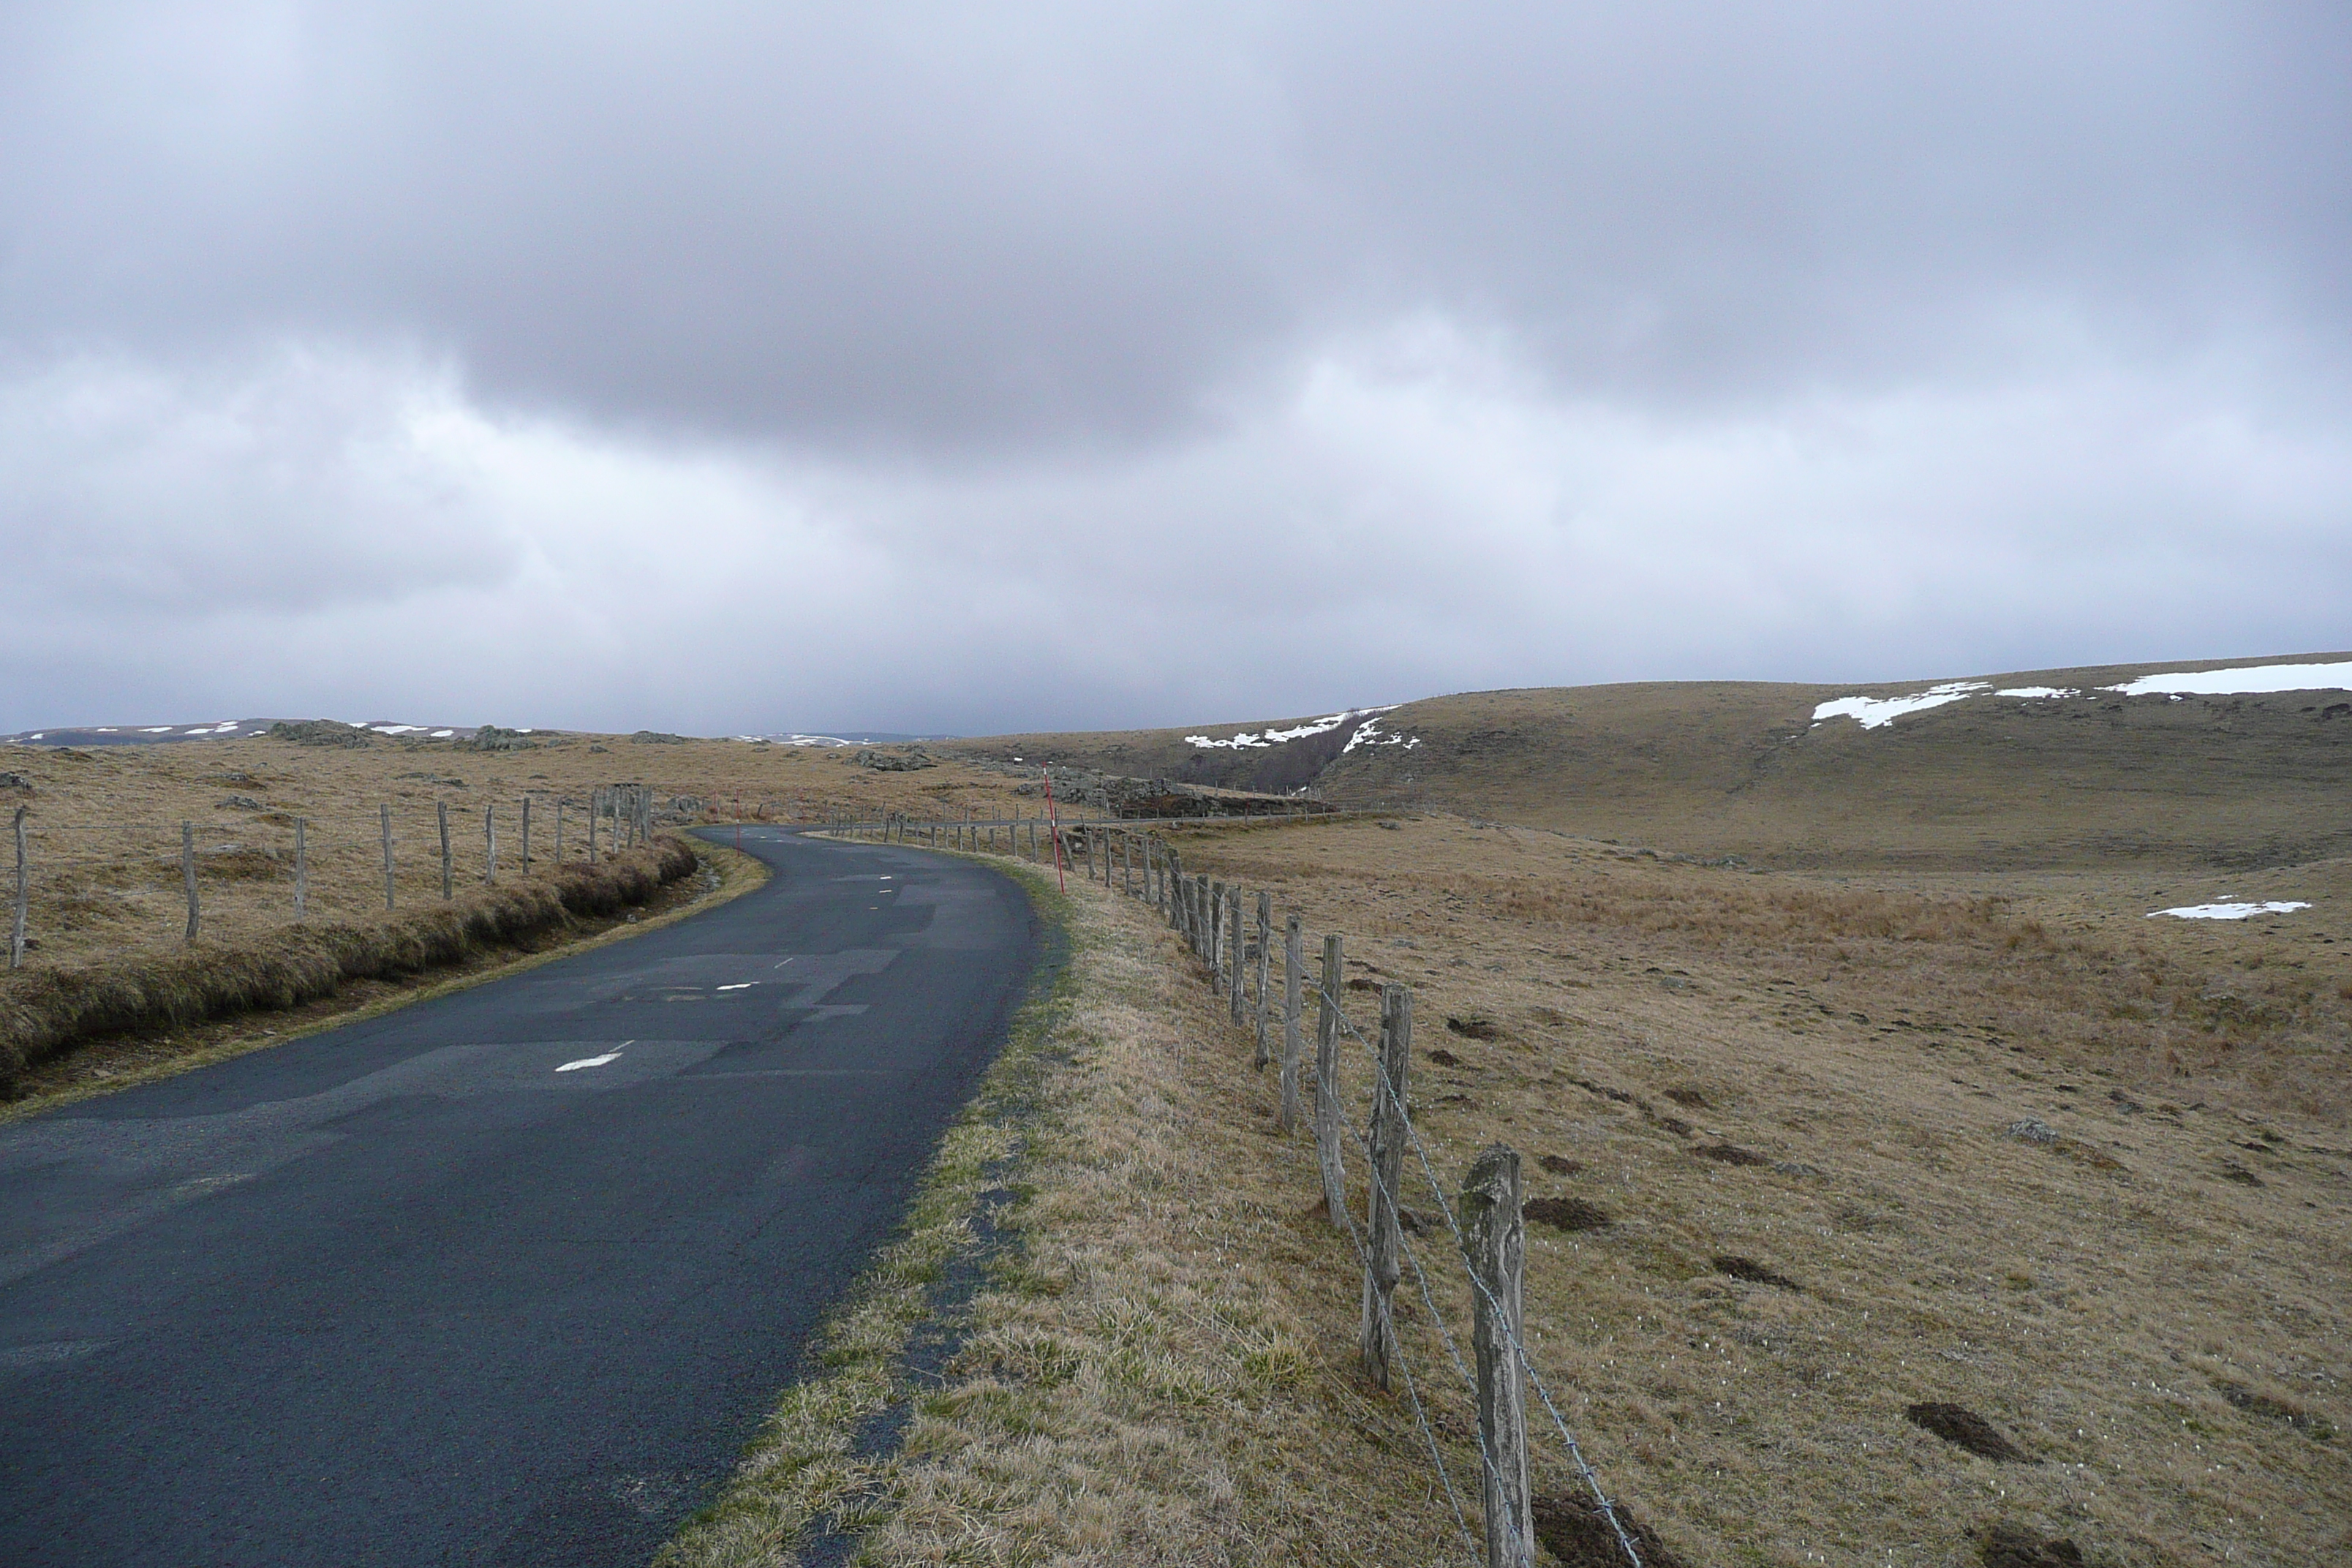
[1463,1142,1533,1568]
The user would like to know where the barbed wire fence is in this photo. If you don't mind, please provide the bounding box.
[835,811,1648,1568]
[6,785,687,970]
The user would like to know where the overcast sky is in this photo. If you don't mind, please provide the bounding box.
[4,2,2346,734]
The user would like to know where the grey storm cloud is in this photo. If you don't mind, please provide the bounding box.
[1,2,2347,734]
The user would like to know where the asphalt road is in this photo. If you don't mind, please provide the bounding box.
[0,829,1040,1567]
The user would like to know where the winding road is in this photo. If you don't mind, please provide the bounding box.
[0,829,1039,1567]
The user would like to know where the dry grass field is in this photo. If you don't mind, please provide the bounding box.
[933,652,2352,875]
[713,815,2345,1567]
[0,731,1051,975]
[10,666,2348,1566]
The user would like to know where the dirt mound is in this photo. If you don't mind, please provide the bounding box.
[1713,1254,1801,1289]
[1980,1521,2085,1567]
[1525,1196,1611,1232]
[1531,1492,1688,1568]
[1907,1401,2026,1460]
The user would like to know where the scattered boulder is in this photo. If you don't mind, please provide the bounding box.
[268,720,372,748]
[470,725,538,752]
[1445,1014,1502,1041]
[0,771,30,794]
[629,731,689,745]
[855,747,934,771]
[2006,1118,2059,1145]
[218,795,266,811]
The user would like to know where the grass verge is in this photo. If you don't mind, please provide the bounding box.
[0,834,766,1118]
[657,850,1496,1567]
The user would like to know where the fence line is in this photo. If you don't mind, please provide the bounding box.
[825,813,1643,1568]
[2,783,699,970]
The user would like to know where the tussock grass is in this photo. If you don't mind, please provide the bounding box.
[0,834,697,1091]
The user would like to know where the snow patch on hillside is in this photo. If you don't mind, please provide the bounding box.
[1186,705,1397,750]
[1811,682,1988,729]
[2149,900,2311,921]
[1344,717,1421,751]
[1814,656,2352,731]
[2103,659,2352,698]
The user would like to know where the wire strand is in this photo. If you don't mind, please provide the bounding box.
[1316,979,1645,1568]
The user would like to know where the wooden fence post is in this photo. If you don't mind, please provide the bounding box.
[588,791,600,860]
[10,805,27,970]
[1316,932,1346,1225]
[1254,891,1273,1067]
[293,818,308,922]
[1463,1143,1533,1568]
[437,801,453,899]
[1229,892,1245,1023]
[381,804,395,910]
[554,798,565,864]
[1208,881,1225,978]
[1361,983,1411,1388]
[484,804,497,883]
[1123,832,1135,897]
[521,796,532,872]
[1280,913,1303,1132]
[181,822,199,943]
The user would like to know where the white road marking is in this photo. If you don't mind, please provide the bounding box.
[716,983,753,990]
[557,1040,633,1072]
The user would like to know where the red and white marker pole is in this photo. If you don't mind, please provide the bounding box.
[1041,766,1066,894]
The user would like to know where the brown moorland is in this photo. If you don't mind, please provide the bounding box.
[681,658,2348,1567]
[935,651,2352,872]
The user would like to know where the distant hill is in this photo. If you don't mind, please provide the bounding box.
[935,653,2352,870]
